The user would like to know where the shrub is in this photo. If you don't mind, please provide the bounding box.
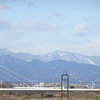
[45,94,53,98]
[21,95,30,100]
[0,92,5,95]
[15,93,22,97]
[93,95,99,100]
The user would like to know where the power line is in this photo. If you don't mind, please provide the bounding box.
[0,65,32,82]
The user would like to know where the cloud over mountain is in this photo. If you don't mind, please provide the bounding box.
[73,23,100,36]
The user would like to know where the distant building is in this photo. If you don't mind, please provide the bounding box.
[39,82,45,87]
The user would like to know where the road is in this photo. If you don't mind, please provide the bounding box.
[0,87,100,92]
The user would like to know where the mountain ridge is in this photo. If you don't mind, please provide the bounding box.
[0,48,100,66]
[0,54,100,82]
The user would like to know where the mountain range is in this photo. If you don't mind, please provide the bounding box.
[0,48,100,66]
[0,48,100,83]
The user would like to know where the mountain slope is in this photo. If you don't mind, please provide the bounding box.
[0,48,38,62]
[0,48,13,56]
[0,55,100,82]
[38,50,97,65]
[0,48,100,66]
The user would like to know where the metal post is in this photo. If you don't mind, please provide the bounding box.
[32,81,34,87]
[61,71,69,100]
[92,81,95,89]
[1,81,2,88]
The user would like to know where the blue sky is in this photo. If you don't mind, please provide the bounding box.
[0,0,100,56]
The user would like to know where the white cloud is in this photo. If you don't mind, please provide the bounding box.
[79,38,100,56]
[0,0,37,8]
[47,11,65,22]
[97,0,100,3]
[10,20,61,34]
[65,39,90,45]
[0,18,66,36]
[15,20,65,34]
[0,0,8,2]
[0,5,10,10]
[0,18,10,30]
[62,37,100,56]
[73,23,100,36]
[25,1,38,7]
[0,0,24,2]
[86,16,95,20]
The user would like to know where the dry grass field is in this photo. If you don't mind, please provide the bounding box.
[0,91,100,100]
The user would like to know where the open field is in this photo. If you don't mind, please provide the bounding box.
[0,91,100,100]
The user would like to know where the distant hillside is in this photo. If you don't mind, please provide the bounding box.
[0,54,100,83]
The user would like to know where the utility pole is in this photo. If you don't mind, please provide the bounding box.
[61,71,69,100]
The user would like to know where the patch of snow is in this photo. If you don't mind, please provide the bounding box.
[58,52,64,57]
[86,59,97,65]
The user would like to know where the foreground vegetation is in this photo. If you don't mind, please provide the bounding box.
[0,91,100,100]
[0,98,100,100]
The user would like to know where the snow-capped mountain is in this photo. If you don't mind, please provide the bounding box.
[0,48,38,62]
[0,48,13,56]
[38,50,97,65]
[0,48,100,66]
